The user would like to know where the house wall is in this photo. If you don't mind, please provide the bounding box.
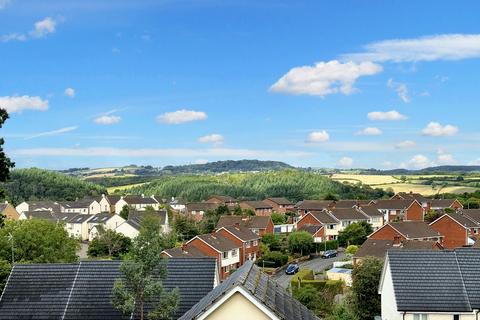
[215,229,257,264]
[114,199,129,214]
[296,213,321,229]
[2,204,20,220]
[15,202,29,214]
[405,202,424,221]
[451,200,463,210]
[115,222,139,239]
[402,314,475,320]
[381,262,401,320]
[204,292,272,320]
[430,216,468,249]
[264,219,274,235]
[89,201,102,215]
[99,197,111,213]
[368,216,384,230]
[369,225,406,242]
[67,221,89,241]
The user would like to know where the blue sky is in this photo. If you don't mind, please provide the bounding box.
[1,0,480,169]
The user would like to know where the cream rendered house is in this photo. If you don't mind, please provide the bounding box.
[114,195,160,213]
[98,194,121,213]
[62,199,102,215]
[65,214,93,241]
[179,260,319,320]
[115,210,169,239]
[87,213,126,241]
[379,249,480,320]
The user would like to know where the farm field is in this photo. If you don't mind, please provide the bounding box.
[330,174,399,185]
[107,182,148,194]
[374,183,478,195]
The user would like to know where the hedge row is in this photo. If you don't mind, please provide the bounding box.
[314,240,339,251]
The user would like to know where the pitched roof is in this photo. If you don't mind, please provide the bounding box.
[122,195,158,205]
[162,246,208,258]
[67,214,93,224]
[328,208,369,221]
[297,224,323,236]
[0,258,217,320]
[355,239,442,261]
[179,260,320,320]
[371,199,417,210]
[358,205,384,217]
[332,200,371,208]
[0,203,8,212]
[208,195,238,202]
[309,210,338,224]
[241,201,272,209]
[385,249,480,312]
[62,198,97,209]
[216,215,272,229]
[463,209,480,224]
[429,198,460,208]
[265,197,293,205]
[220,225,260,241]
[104,195,121,204]
[186,202,219,212]
[22,210,72,223]
[195,233,240,252]
[295,200,333,211]
[393,192,428,203]
[23,200,63,213]
[125,210,168,230]
[87,212,116,224]
[388,221,441,239]
[435,212,480,229]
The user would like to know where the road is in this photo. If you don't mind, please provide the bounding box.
[272,252,345,290]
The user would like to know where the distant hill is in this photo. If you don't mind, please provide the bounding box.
[161,160,294,174]
[361,166,480,175]
[1,168,106,204]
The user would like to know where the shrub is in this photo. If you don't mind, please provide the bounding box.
[256,251,288,268]
[288,231,314,255]
[346,245,359,255]
[315,240,339,251]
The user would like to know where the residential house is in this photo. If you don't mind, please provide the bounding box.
[0,201,20,220]
[327,207,370,229]
[357,205,384,230]
[331,199,371,208]
[216,215,274,236]
[391,191,430,209]
[186,202,220,222]
[429,198,464,211]
[295,210,339,240]
[62,198,102,215]
[19,210,71,223]
[186,233,242,280]
[169,197,186,212]
[179,260,320,320]
[295,200,333,217]
[114,195,160,214]
[353,238,443,265]
[379,249,480,320]
[98,194,121,213]
[87,213,126,241]
[297,224,325,243]
[239,201,273,216]
[429,212,479,249]
[0,258,219,320]
[15,200,64,214]
[369,199,424,222]
[263,197,294,213]
[115,210,169,239]
[65,214,94,240]
[162,245,209,259]
[206,195,239,207]
[216,225,260,263]
[368,221,444,245]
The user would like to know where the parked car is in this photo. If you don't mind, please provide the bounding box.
[322,250,337,259]
[285,263,299,275]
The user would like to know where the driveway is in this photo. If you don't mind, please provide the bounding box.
[272,252,345,290]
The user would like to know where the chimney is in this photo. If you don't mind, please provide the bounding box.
[234,222,240,229]
[102,194,106,198]
[181,244,187,252]
[393,236,402,246]
[4,201,8,204]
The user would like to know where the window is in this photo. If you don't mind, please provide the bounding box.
[413,315,428,320]
[253,240,258,246]
[453,315,459,320]
[328,224,335,229]
[223,251,228,259]
[231,249,237,257]
[246,241,251,248]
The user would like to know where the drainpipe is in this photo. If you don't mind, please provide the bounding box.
[403,311,406,320]
[476,309,479,320]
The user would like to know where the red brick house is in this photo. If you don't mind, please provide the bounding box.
[216,225,260,264]
[185,202,219,222]
[297,224,325,243]
[239,201,273,216]
[216,215,274,236]
[295,200,333,217]
[429,212,479,249]
[428,199,463,211]
[295,210,339,240]
[368,221,443,245]
[263,197,294,213]
[391,192,429,209]
[205,195,239,206]
[185,233,242,280]
[369,199,424,222]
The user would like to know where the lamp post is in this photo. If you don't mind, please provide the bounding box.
[7,232,14,264]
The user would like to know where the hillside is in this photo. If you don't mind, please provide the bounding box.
[124,169,390,202]
[361,165,480,175]
[2,168,107,204]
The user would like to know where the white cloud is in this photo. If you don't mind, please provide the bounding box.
[270,60,382,97]
[64,87,75,98]
[422,122,458,137]
[367,110,407,121]
[0,0,11,9]
[405,154,432,169]
[198,134,224,146]
[0,95,49,113]
[343,34,480,62]
[25,126,78,140]
[436,149,456,165]
[10,147,312,159]
[94,115,121,125]
[382,161,394,169]
[338,156,353,168]
[157,109,207,124]
[194,159,208,165]
[356,127,382,136]
[387,79,410,103]
[395,140,416,149]
[306,130,330,143]
[1,17,57,42]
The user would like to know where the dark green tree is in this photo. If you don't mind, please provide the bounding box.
[351,257,383,320]
[120,205,130,220]
[288,231,313,255]
[112,215,179,320]
[87,228,131,258]
[338,221,373,247]
[173,215,199,241]
[271,212,287,225]
[0,108,14,203]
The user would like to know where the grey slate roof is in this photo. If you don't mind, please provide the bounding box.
[163,246,208,258]
[386,249,480,312]
[358,205,384,217]
[371,199,417,210]
[0,258,217,320]
[216,215,272,230]
[298,224,323,236]
[123,195,158,205]
[266,197,293,205]
[220,225,261,241]
[67,214,93,224]
[295,200,333,211]
[88,212,115,224]
[462,209,480,224]
[389,221,441,239]
[328,208,369,221]
[429,198,461,208]
[126,210,168,230]
[195,233,240,252]
[309,210,338,224]
[25,200,64,213]
[241,201,273,210]
[179,260,319,320]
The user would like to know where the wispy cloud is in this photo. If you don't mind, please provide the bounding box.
[270,60,382,97]
[343,34,480,62]
[0,95,49,113]
[0,0,10,9]
[198,134,224,146]
[387,79,410,103]
[94,115,121,125]
[367,110,407,121]
[1,17,57,42]
[25,126,78,140]
[395,140,416,149]
[157,109,207,124]
[355,127,382,136]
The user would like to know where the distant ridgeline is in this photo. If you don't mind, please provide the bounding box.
[361,165,480,175]
[1,168,106,204]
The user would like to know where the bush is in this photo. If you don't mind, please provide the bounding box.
[288,231,314,255]
[271,212,288,225]
[315,240,339,251]
[256,251,288,268]
[346,245,359,255]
